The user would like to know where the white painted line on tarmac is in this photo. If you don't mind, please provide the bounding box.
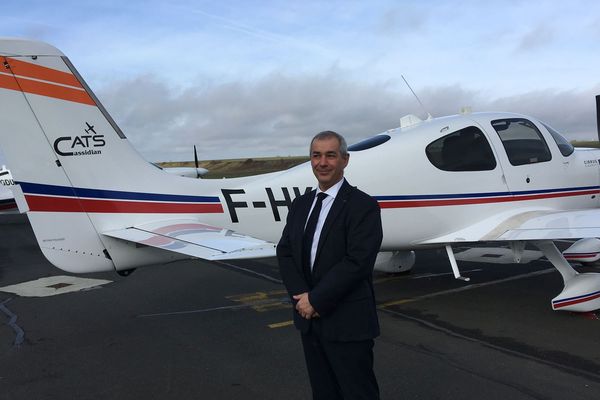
[0,276,112,297]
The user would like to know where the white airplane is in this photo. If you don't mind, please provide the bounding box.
[157,164,209,179]
[153,145,209,178]
[2,38,600,312]
[0,165,18,214]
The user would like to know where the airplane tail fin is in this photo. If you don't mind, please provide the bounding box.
[0,38,198,273]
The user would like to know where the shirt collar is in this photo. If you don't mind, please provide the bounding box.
[317,177,344,200]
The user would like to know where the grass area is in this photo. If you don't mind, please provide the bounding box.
[157,156,309,178]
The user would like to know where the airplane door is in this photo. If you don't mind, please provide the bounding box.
[481,117,599,209]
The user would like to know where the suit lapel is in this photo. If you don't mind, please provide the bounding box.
[313,180,353,270]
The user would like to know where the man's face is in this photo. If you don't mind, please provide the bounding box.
[310,137,349,191]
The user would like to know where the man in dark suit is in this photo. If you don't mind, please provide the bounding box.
[277,131,383,400]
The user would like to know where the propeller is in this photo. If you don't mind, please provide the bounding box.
[194,145,200,178]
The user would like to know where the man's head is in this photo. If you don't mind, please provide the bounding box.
[309,131,349,191]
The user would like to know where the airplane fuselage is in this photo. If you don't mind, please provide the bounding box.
[187,113,600,250]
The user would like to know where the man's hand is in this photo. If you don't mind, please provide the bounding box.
[293,292,319,319]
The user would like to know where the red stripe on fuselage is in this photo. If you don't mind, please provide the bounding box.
[25,195,224,214]
[378,189,600,209]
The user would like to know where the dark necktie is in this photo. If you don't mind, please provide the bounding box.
[302,192,328,281]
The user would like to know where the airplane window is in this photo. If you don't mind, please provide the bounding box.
[348,134,391,151]
[425,126,496,171]
[542,122,574,157]
[492,118,552,166]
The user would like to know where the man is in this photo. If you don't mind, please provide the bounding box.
[277,131,383,400]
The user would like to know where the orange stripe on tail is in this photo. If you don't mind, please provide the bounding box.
[5,57,82,88]
[0,57,96,106]
[14,75,96,105]
[0,72,21,92]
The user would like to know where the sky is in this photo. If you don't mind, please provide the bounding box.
[2,0,600,164]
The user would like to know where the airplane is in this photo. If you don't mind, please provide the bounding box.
[0,165,18,214]
[153,146,209,178]
[1,37,600,312]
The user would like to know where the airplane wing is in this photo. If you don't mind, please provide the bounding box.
[419,208,600,244]
[102,220,276,260]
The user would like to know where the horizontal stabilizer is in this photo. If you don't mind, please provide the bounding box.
[103,219,276,260]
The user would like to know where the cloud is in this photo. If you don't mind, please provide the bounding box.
[515,23,556,52]
[377,6,428,35]
[589,16,600,38]
[95,73,600,163]
[97,72,412,161]
[487,88,600,140]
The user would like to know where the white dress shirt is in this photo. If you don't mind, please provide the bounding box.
[305,177,345,269]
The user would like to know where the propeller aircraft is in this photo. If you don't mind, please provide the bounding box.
[1,38,600,312]
[0,165,18,214]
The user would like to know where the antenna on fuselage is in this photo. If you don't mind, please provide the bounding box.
[401,75,432,120]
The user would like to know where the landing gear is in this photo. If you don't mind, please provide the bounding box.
[445,245,470,282]
[562,238,600,264]
[535,240,600,312]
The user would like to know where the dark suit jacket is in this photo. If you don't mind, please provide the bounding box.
[277,179,383,341]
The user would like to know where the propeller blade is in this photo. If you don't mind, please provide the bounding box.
[194,145,199,178]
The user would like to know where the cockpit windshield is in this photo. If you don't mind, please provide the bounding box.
[541,122,574,157]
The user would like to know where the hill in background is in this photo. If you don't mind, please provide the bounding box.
[572,141,600,148]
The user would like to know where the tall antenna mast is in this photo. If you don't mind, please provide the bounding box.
[401,75,432,120]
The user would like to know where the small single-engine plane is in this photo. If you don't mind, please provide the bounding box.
[2,38,600,312]
[153,145,209,178]
[0,165,18,214]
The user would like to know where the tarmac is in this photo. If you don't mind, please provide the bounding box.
[1,213,600,399]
